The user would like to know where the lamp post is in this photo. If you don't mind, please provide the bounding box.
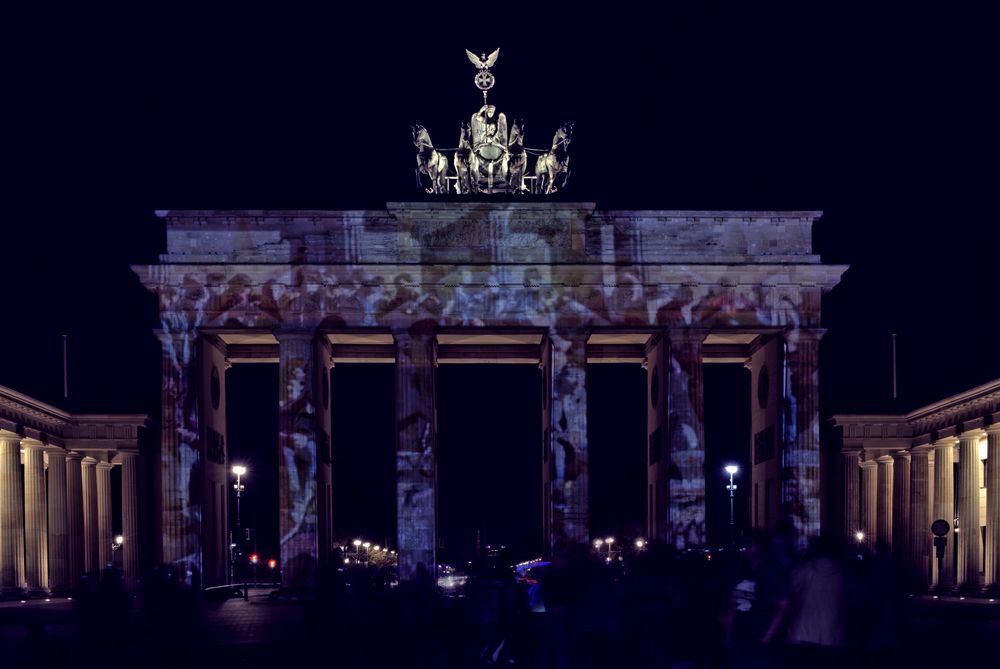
[231,465,247,584]
[725,465,739,549]
[855,531,865,558]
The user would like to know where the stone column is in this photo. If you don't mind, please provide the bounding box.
[394,327,438,580]
[120,452,141,590]
[876,455,894,553]
[65,452,84,587]
[646,334,669,543]
[782,330,823,552]
[667,330,705,549]
[892,451,910,564]
[47,450,70,593]
[96,462,114,571]
[0,430,25,595]
[22,440,49,594]
[277,332,321,591]
[984,423,1000,590]
[82,457,99,575]
[932,437,957,588]
[909,447,932,590]
[957,430,983,589]
[860,459,877,550]
[837,449,861,545]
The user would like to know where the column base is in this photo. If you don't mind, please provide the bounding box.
[1,586,28,600]
[26,587,51,599]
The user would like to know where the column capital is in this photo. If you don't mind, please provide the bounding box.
[891,450,911,462]
[860,458,878,469]
[0,428,21,441]
[910,443,935,454]
[839,447,863,456]
[960,427,986,440]
[96,461,114,471]
[933,436,960,448]
[20,438,45,450]
[65,451,83,462]
[986,422,1000,436]
[876,454,894,465]
[81,456,98,466]
[117,450,140,461]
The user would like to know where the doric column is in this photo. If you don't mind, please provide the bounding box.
[932,437,957,588]
[0,430,25,595]
[394,327,438,580]
[985,423,1000,589]
[277,331,321,591]
[957,429,983,589]
[96,462,114,571]
[908,446,932,590]
[860,458,877,550]
[837,449,861,545]
[120,451,141,590]
[22,439,49,593]
[892,451,910,564]
[82,457,99,575]
[876,455,894,553]
[782,329,823,551]
[47,450,70,593]
[65,452,84,587]
[667,329,705,549]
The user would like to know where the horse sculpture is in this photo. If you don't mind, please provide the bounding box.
[534,122,573,194]
[454,122,473,194]
[506,118,527,193]
[412,124,449,194]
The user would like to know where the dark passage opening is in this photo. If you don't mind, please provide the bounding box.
[704,363,751,548]
[437,365,541,566]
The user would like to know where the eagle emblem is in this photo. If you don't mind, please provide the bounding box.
[465,48,499,71]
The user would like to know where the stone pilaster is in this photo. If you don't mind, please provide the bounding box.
[65,452,84,587]
[277,332,320,591]
[157,330,202,580]
[96,462,114,571]
[120,452,141,590]
[837,449,861,545]
[667,329,705,549]
[47,450,70,593]
[957,430,983,589]
[82,457,99,575]
[932,438,957,588]
[892,451,910,564]
[876,455,894,553]
[860,459,877,550]
[782,329,823,551]
[394,327,438,580]
[985,424,1000,589]
[22,440,49,593]
[908,447,932,590]
[0,431,25,595]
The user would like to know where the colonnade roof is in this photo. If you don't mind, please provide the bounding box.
[0,383,147,452]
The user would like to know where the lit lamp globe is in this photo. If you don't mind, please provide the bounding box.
[115,535,124,546]
[232,465,247,477]
[855,531,864,542]
[353,539,362,547]
[725,465,739,475]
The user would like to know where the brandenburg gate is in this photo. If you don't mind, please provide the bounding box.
[133,203,846,591]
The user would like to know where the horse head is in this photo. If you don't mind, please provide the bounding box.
[509,119,525,146]
[412,124,431,148]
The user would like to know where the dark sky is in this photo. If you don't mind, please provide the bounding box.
[3,5,997,560]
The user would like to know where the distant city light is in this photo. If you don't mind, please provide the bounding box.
[594,539,603,548]
[268,559,277,569]
[635,539,645,549]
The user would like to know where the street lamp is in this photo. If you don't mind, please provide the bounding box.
[232,465,247,527]
[635,539,646,550]
[725,465,739,549]
[855,531,865,557]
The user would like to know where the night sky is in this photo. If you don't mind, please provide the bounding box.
[3,5,996,564]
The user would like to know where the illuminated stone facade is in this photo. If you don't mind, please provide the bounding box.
[0,385,145,595]
[133,203,846,589]
[832,379,1000,592]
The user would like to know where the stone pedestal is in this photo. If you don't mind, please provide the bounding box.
[22,441,48,593]
[667,330,705,549]
[65,452,84,587]
[908,447,932,589]
[932,438,956,588]
[121,452,141,589]
[394,328,438,580]
[47,450,70,593]
[277,332,321,592]
[783,330,822,551]
[0,431,25,595]
[986,425,1000,589]
[957,430,982,589]
[838,449,861,545]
